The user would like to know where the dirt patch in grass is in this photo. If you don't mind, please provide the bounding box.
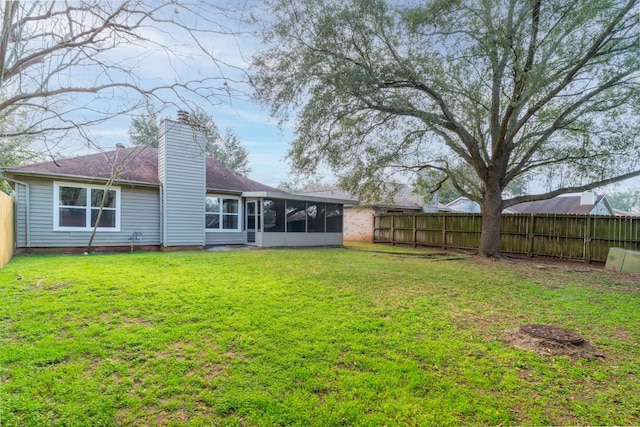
[362,243,638,289]
[347,245,470,261]
[24,278,74,291]
[505,327,606,360]
[471,253,640,291]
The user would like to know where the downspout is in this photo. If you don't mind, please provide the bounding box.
[159,183,165,248]
[2,177,30,248]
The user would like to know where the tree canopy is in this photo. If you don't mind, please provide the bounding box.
[607,190,640,213]
[0,108,36,168]
[252,0,640,256]
[129,109,252,176]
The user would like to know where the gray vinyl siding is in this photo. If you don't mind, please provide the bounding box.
[120,188,161,245]
[260,232,343,247]
[205,232,244,245]
[14,177,160,248]
[592,199,612,215]
[159,120,206,247]
[15,183,27,247]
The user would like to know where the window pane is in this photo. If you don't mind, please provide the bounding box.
[59,208,86,227]
[326,203,343,232]
[264,199,285,232]
[286,201,307,232]
[205,197,220,213]
[60,187,86,206]
[91,209,116,227]
[223,199,238,213]
[307,203,326,233]
[205,213,220,229]
[222,214,238,229]
[91,189,116,208]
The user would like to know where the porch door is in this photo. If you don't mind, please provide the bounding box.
[245,199,261,243]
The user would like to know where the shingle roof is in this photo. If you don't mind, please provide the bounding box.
[4,147,282,193]
[508,195,605,215]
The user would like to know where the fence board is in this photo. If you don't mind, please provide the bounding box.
[0,191,15,268]
[373,212,640,263]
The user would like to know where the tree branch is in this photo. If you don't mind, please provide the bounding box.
[504,169,640,208]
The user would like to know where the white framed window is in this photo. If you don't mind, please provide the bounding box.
[53,182,121,231]
[205,195,241,232]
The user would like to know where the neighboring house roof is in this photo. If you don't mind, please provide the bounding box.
[300,187,425,210]
[445,193,615,216]
[445,196,482,213]
[612,208,640,217]
[507,194,612,215]
[4,147,281,194]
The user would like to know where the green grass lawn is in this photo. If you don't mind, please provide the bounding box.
[1,245,639,426]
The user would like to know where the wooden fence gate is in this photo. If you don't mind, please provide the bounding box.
[373,213,640,263]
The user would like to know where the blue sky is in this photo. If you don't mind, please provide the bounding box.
[53,2,637,195]
[83,98,295,188]
[54,4,297,188]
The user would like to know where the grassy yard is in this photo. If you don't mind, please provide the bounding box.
[1,244,639,426]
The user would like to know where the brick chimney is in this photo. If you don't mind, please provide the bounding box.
[176,109,190,124]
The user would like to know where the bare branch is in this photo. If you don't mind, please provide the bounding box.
[504,169,640,208]
[1,0,249,153]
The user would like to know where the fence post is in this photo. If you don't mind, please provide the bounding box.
[413,215,417,247]
[391,214,396,246]
[584,216,592,264]
[372,214,376,243]
[527,214,535,257]
[442,214,447,249]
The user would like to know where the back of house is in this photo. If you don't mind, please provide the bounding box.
[2,116,354,253]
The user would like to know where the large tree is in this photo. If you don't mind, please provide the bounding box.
[252,0,640,257]
[0,107,38,192]
[0,107,37,167]
[0,0,246,152]
[129,109,252,176]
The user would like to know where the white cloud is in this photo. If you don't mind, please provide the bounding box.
[247,152,290,186]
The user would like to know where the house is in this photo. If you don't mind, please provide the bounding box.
[299,187,448,242]
[445,196,482,213]
[612,208,640,217]
[506,192,614,215]
[445,192,615,215]
[1,118,354,252]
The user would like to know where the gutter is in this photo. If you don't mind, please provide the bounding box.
[243,191,358,205]
[206,187,243,196]
[2,170,159,188]
[2,176,30,248]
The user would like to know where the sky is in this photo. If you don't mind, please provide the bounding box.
[29,1,639,195]
[85,97,295,189]
[55,2,297,189]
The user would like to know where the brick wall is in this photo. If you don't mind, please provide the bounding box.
[344,207,375,242]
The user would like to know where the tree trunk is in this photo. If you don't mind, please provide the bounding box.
[87,181,112,254]
[479,181,504,258]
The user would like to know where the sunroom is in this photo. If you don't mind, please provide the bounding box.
[241,192,356,247]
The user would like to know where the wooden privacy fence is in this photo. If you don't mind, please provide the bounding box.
[373,213,640,263]
[0,191,15,268]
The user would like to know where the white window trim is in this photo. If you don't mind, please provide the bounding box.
[53,181,121,232]
[205,194,242,233]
